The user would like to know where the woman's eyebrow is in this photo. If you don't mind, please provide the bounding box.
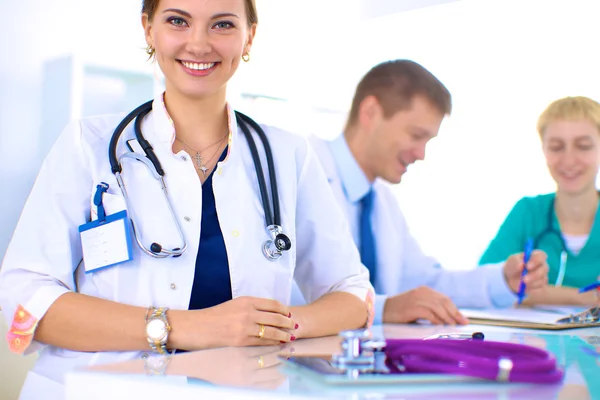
[212,12,240,20]
[161,9,241,20]
[162,8,192,18]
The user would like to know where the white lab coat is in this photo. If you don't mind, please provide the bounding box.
[291,136,515,323]
[0,95,372,400]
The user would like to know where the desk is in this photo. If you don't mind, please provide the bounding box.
[65,324,600,400]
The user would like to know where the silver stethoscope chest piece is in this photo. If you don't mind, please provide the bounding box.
[331,330,389,375]
[263,225,292,260]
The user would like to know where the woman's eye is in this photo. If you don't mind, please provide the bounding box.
[168,17,188,27]
[214,21,233,29]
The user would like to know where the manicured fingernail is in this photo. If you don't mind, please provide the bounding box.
[280,341,286,344]
[291,335,296,341]
[288,312,292,318]
[294,323,299,329]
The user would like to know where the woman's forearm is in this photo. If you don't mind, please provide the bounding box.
[35,292,195,352]
[522,286,598,306]
[290,292,368,339]
[35,292,149,352]
[34,290,368,352]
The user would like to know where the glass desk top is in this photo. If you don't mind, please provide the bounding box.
[65,324,600,400]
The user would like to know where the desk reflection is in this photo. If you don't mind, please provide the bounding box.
[83,325,598,400]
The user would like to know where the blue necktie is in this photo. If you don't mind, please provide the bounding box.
[360,189,377,287]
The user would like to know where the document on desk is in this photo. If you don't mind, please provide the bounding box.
[460,306,600,330]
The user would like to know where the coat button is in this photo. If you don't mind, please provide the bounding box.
[232,230,240,237]
[170,283,177,290]
[184,216,191,222]
[181,155,188,161]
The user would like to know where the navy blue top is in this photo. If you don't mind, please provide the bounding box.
[188,147,232,310]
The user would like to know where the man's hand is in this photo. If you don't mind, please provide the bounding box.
[503,250,549,294]
[382,286,468,325]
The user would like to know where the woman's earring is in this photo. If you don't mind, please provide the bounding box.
[145,45,156,58]
[242,53,250,62]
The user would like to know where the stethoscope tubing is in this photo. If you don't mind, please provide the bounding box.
[107,100,286,259]
[235,112,277,227]
[236,111,282,227]
[384,339,563,384]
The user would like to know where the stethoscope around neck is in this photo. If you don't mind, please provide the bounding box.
[107,100,291,261]
[534,193,599,286]
[533,197,569,286]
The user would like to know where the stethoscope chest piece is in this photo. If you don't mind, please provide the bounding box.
[263,225,292,261]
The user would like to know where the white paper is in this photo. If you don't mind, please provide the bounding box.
[80,218,130,272]
[460,308,562,325]
[531,305,589,315]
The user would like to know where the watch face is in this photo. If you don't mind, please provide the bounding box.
[147,319,167,340]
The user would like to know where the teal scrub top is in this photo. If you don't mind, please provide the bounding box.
[479,193,600,288]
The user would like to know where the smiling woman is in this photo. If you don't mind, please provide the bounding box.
[0,0,373,399]
[479,96,600,306]
[141,0,257,105]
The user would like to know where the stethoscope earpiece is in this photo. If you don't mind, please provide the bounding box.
[149,243,182,258]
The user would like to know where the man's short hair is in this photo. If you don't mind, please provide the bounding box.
[346,60,452,127]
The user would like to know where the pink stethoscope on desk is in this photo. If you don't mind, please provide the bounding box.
[331,330,564,384]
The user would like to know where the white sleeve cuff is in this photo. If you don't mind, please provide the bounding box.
[373,294,388,325]
[485,263,517,308]
[16,285,71,355]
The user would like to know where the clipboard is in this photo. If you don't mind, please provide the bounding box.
[460,306,600,330]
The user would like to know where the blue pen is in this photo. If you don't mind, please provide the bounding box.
[580,346,600,359]
[578,281,600,294]
[517,238,534,305]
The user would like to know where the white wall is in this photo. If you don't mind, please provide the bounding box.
[359,0,461,18]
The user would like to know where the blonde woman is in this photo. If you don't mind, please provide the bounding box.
[480,96,600,305]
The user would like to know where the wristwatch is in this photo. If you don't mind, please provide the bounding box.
[145,307,171,354]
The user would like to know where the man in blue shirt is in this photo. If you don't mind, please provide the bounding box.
[306,60,550,324]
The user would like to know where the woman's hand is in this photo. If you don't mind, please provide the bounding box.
[183,346,287,389]
[503,250,549,294]
[578,276,600,305]
[169,297,298,350]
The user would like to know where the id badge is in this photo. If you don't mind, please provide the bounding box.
[79,210,134,273]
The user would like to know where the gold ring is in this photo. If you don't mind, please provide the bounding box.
[258,324,265,339]
[258,356,264,368]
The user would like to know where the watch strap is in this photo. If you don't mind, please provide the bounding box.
[146,306,171,355]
